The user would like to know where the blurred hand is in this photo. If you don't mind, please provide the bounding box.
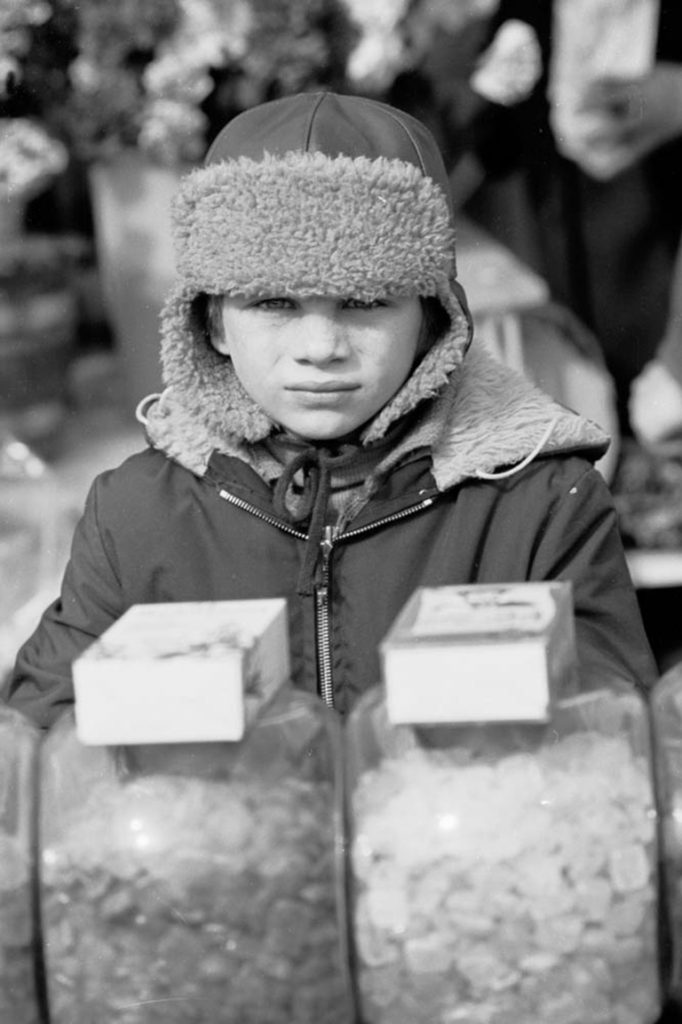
[629,359,682,447]
[579,63,682,169]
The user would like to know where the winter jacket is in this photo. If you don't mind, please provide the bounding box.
[6,341,657,729]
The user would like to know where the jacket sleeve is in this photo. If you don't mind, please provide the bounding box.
[529,463,658,695]
[2,478,125,729]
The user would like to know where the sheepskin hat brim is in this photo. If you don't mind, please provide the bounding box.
[172,150,457,302]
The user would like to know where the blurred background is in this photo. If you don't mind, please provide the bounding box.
[1,0,681,678]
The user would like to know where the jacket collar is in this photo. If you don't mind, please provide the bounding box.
[390,342,608,490]
[141,340,608,494]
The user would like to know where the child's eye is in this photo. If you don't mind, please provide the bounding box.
[251,297,295,310]
[343,298,387,311]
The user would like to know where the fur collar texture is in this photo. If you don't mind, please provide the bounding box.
[143,338,608,495]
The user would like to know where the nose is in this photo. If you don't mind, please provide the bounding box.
[296,312,348,364]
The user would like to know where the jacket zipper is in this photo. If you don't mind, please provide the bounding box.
[218,487,435,707]
[334,495,435,543]
[316,525,336,708]
[217,489,308,540]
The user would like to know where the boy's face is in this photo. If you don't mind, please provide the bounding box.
[213,294,423,441]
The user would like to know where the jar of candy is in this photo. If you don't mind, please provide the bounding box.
[0,706,42,1023]
[650,660,682,1006]
[346,686,660,1024]
[39,689,352,1024]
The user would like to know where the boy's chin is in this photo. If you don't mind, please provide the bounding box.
[274,417,369,446]
[277,425,365,446]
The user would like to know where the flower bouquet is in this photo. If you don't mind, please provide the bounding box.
[3,0,356,167]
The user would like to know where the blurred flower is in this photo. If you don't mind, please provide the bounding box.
[341,0,502,93]
[470,19,542,106]
[340,0,411,90]
[347,31,407,91]
[137,100,208,165]
[0,0,51,95]
[0,117,68,200]
[2,0,355,166]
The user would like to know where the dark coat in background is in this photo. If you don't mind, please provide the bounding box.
[470,0,682,428]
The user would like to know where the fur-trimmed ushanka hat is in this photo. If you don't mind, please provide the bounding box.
[159,91,473,445]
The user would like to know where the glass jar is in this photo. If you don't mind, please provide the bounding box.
[39,690,352,1024]
[651,660,682,1006]
[0,706,42,1023]
[346,686,660,1024]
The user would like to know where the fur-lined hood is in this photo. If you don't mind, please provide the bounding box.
[142,339,608,493]
[142,92,608,496]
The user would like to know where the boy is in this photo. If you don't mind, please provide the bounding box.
[5,91,657,727]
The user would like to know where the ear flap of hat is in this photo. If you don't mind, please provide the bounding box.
[160,284,275,442]
[363,287,472,442]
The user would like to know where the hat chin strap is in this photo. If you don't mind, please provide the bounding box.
[474,418,559,481]
[270,424,407,596]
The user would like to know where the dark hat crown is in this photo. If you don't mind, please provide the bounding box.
[205,91,454,217]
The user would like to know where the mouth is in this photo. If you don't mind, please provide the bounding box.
[287,381,359,393]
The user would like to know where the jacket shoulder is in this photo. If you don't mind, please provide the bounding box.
[94,446,187,490]
[430,344,609,490]
[85,447,198,525]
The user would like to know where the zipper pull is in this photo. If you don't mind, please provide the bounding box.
[320,523,336,560]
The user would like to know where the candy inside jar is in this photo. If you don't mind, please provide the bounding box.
[346,687,660,1024]
[651,660,682,1007]
[40,690,352,1024]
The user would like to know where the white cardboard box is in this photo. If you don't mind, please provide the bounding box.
[381,583,576,725]
[73,599,290,745]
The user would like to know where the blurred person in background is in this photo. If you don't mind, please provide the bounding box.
[629,233,682,447]
[459,0,682,436]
